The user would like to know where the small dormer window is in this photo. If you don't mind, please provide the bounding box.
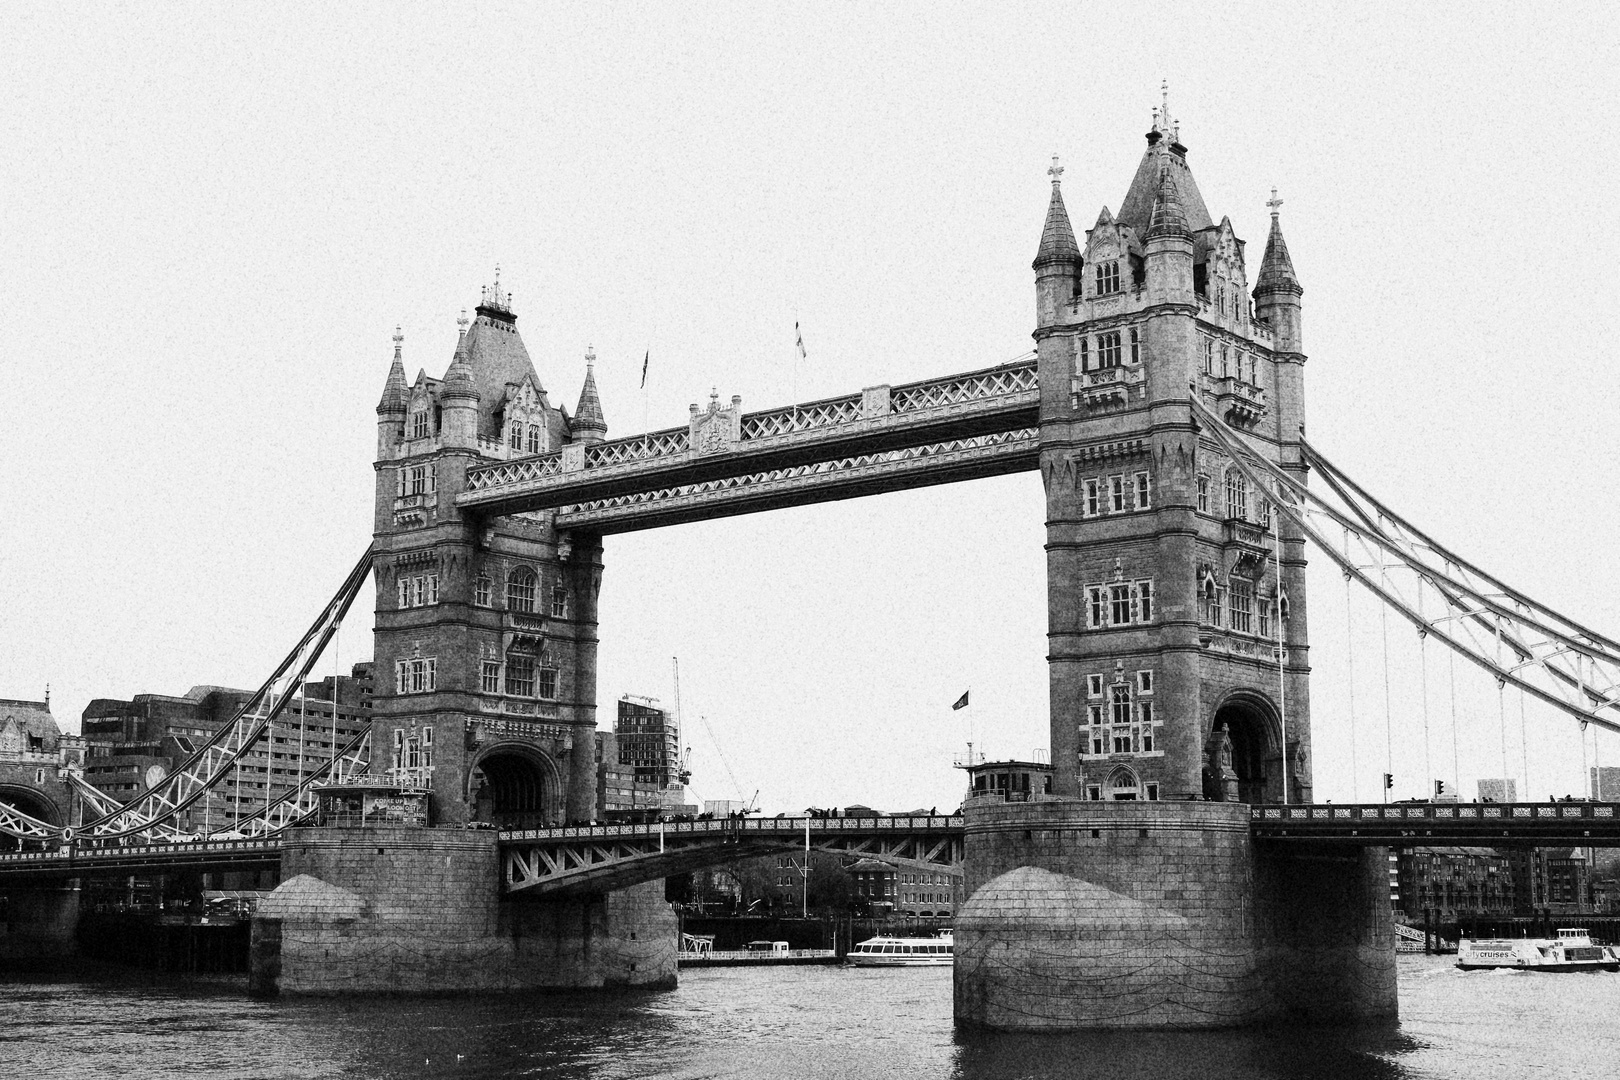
[1095,260,1121,296]
[411,410,429,440]
[527,425,541,454]
[508,423,523,450]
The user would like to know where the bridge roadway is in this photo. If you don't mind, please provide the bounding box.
[455,359,1039,531]
[8,803,1620,888]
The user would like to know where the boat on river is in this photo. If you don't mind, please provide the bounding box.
[1456,928,1620,972]
[847,930,953,967]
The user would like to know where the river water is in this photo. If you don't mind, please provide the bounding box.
[2,956,1615,1079]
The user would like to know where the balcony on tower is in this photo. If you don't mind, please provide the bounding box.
[1210,375,1266,428]
[1072,363,1145,410]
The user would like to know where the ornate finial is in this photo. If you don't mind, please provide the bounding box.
[456,309,469,337]
[1267,187,1284,219]
[1112,557,1124,581]
[1161,80,1169,118]
[585,344,596,368]
[710,386,719,403]
[1048,154,1064,185]
[392,325,404,359]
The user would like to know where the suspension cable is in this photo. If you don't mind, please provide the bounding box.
[1448,644,1462,799]
[1273,489,1288,804]
[1380,583,1394,803]
[1497,677,1510,797]
[1418,588,1432,796]
[1345,566,1360,803]
[1580,719,1590,802]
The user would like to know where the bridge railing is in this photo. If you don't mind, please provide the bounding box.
[498,813,962,844]
[1252,802,1620,823]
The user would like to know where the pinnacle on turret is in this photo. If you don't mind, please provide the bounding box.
[1146,166,1190,240]
[573,346,607,439]
[1033,155,1081,268]
[441,324,478,401]
[1254,188,1302,295]
[376,326,409,414]
[477,265,515,322]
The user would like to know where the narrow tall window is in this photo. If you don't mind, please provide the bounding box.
[1197,474,1210,513]
[481,660,501,694]
[1134,580,1154,622]
[538,667,558,700]
[1134,472,1151,510]
[1087,586,1106,629]
[1110,583,1131,626]
[1085,478,1100,516]
[1110,475,1126,512]
[550,586,569,619]
[527,425,541,454]
[1220,344,1230,378]
[411,411,429,440]
[1204,338,1214,375]
[1259,598,1272,639]
[505,654,535,697]
[1225,471,1248,520]
[1216,281,1225,310]
[507,568,537,612]
[1230,579,1254,633]
[475,576,492,607]
[1248,356,1258,385]
[1259,498,1272,531]
[397,579,409,608]
[509,423,523,450]
[1111,686,1133,752]
[421,726,433,768]
[1078,338,1090,373]
[1099,332,1122,369]
[1128,327,1140,364]
[1095,260,1121,295]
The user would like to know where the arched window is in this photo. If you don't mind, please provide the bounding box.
[1108,767,1140,801]
[527,425,541,454]
[1129,327,1140,364]
[508,422,523,450]
[506,567,537,612]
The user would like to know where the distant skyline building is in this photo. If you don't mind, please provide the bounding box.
[1477,778,1518,803]
[1591,767,1620,801]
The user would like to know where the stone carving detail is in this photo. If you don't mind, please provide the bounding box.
[689,389,743,456]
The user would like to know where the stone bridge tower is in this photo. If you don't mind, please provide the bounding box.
[1033,103,1310,806]
[371,276,608,827]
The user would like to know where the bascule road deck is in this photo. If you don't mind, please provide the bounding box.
[10,803,1620,885]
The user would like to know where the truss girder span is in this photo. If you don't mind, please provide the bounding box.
[500,817,965,897]
[1189,395,1620,739]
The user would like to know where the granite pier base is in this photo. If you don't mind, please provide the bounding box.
[954,800,1396,1029]
[249,826,677,996]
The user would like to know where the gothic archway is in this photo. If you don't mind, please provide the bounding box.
[1204,691,1282,805]
[468,745,562,829]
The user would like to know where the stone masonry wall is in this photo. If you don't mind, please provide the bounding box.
[250,826,676,996]
[957,800,1395,1029]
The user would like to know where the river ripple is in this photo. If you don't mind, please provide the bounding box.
[2,956,1616,1079]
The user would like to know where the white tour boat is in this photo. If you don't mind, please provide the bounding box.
[847,931,953,967]
[1456,928,1620,972]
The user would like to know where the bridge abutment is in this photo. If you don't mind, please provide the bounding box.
[0,880,80,970]
[954,801,1395,1029]
[249,826,676,996]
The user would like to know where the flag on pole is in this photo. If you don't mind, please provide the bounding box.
[795,321,807,360]
[640,349,649,389]
[951,690,969,711]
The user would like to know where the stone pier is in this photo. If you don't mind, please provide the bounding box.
[954,800,1395,1029]
[250,826,676,996]
[0,880,80,970]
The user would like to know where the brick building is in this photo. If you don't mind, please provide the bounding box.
[1394,847,1514,921]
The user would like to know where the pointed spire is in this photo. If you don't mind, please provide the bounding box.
[1255,188,1302,294]
[1033,154,1080,268]
[573,345,607,438]
[376,326,409,414]
[442,316,478,400]
[1147,166,1190,240]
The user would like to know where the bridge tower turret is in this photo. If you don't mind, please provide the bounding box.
[370,272,606,828]
[1034,99,1312,807]
[1033,156,1081,330]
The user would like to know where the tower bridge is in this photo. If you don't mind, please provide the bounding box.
[5,97,1620,1025]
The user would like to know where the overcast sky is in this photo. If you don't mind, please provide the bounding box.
[4,3,1618,813]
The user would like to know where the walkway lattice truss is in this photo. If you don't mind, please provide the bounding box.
[1192,397,1620,737]
[501,815,964,897]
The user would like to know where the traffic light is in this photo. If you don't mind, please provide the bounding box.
[1435,780,1447,797]
[1384,773,1394,790]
